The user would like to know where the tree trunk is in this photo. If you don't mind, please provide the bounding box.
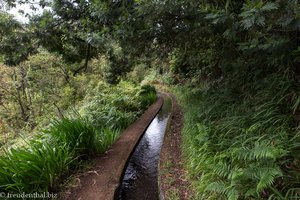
[84,43,91,72]
[73,43,91,76]
[12,69,29,122]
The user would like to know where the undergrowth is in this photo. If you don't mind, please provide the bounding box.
[175,70,300,200]
[0,81,157,194]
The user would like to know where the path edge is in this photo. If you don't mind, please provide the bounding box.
[65,96,164,200]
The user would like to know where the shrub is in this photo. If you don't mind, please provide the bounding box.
[139,84,156,95]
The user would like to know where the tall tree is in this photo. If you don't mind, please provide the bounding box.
[0,12,36,66]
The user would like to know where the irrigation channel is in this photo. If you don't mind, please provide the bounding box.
[114,95,172,200]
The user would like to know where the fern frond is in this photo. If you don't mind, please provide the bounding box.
[285,188,300,199]
[205,181,227,195]
[256,167,282,192]
[261,2,279,12]
[225,186,239,200]
[213,162,231,178]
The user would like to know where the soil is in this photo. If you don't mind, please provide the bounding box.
[159,94,194,200]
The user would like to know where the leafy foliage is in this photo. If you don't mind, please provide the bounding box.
[44,117,99,157]
[175,70,300,199]
[79,81,156,130]
[0,141,74,192]
[0,79,157,193]
[124,1,300,198]
[138,84,157,109]
[0,12,36,66]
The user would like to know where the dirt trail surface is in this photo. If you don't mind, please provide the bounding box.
[159,95,193,200]
[63,97,163,200]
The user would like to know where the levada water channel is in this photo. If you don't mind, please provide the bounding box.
[114,95,172,200]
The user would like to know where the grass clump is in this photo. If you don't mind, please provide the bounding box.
[45,117,99,157]
[96,127,120,153]
[0,118,123,193]
[0,141,74,193]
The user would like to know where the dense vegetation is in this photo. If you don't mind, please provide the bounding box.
[1,0,300,199]
[0,78,156,193]
[0,17,157,192]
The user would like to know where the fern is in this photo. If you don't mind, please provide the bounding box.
[256,167,283,192]
[205,181,240,200]
[175,70,300,199]
[205,181,228,196]
[226,186,239,200]
[213,162,232,179]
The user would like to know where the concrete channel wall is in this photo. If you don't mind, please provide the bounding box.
[66,96,164,200]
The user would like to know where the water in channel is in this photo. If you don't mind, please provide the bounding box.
[115,96,172,200]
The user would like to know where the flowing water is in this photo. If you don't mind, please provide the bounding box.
[114,96,172,200]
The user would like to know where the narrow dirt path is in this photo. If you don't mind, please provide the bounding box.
[159,94,194,200]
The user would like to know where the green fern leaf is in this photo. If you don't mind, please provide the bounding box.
[226,186,239,200]
[256,167,282,192]
[261,2,279,12]
[205,181,227,195]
